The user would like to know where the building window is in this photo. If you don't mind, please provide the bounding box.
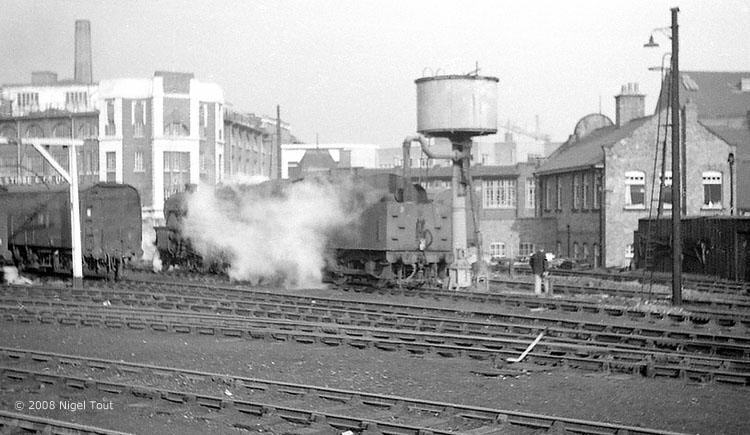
[556,241,562,257]
[594,172,602,209]
[105,99,116,136]
[583,243,589,262]
[526,177,535,209]
[545,179,553,211]
[660,171,672,209]
[134,151,144,172]
[583,173,590,209]
[65,91,87,110]
[132,100,145,138]
[163,151,190,199]
[573,242,580,260]
[483,179,516,209]
[199,103,207,138]
[52,123,71,138]
[18,92,39,110]
[593,243,600,267]
[573,174,582,210]
[625,243,635,259]
[702,171,722,209]
[25,124,44,138]
[164,122,189,137]
[105,151,116,182]
[625,171,645,208]
[489,242,506,259]
[555,176,562,210]
[518,243,535,257]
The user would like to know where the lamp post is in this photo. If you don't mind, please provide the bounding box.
[645,7,681,305]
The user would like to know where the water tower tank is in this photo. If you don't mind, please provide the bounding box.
[416,75,498,138]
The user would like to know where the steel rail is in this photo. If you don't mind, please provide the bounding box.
[0,410,132,435]
[0,349,687,435]
[3,304,749,385]
[4,291,750,362]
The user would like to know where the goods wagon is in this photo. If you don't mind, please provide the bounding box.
[634,216,750,281]
[0,183,143,279]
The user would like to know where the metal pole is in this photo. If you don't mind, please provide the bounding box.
[276,105,282,179]
[670,7,682,305]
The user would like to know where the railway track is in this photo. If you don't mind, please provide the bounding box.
[119,278,750,329]
[508,267,750,296]
[0,347,687,435]
[3,299,750,385]
[6,282,750,350]
[0,410,131,435]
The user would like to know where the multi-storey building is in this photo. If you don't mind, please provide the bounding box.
[535,82,736,268]
[96,71,224,221]
[0,71,100,186]
[224,109,292,181]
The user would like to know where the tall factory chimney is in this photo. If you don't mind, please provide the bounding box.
[74,20,93,84]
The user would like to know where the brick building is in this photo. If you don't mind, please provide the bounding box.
[224,109,292,181]
[657,71,750,214]
[536,83,735,268]
[0,72,100,186]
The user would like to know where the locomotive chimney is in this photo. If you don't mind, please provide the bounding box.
[74,19,93,84]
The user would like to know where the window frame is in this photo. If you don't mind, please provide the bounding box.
[701,171,723,209]
[624,170,646,210]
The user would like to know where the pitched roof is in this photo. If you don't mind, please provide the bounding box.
[298,148,336,169]
[536,116,652,175]
[657,70,750,119]
[701,124,750,149]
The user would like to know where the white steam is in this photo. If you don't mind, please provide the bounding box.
[141,220,163,272]
[182,177,369,288]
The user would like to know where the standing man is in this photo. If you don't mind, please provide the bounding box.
[529,248,550,295]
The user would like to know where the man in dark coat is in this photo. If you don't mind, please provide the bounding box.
[529,249,551,295]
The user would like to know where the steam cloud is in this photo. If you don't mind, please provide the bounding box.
[182,175,372,288]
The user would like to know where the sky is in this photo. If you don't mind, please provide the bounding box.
[1,0,749,146]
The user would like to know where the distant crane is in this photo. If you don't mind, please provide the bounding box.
[503,119,551,143]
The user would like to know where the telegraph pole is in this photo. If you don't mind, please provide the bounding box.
[670,7,682,305]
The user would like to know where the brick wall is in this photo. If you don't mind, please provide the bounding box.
[604,111,734,267]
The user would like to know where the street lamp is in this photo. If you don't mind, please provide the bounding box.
[645,7,681,306]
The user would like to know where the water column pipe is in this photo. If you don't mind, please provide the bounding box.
[403,134,472,289]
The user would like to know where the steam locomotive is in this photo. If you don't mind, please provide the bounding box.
[154,172,453,287]
[0,182,143,279]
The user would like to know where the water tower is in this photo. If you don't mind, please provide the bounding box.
[414,74,498,289]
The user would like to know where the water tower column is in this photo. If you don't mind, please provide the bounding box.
[449,139,471,289]
[414,73,498,290]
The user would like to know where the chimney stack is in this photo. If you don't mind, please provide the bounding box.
[615,82,645,128]
[74,20,92,84]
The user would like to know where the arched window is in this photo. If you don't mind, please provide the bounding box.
[556,241,562,257]
[77,122,98,139]
[52,123,71,138]
[25,124,44,138]
[164,122,189,137]
[0,126,17,139]
[583,243,589,262]
[573,242,580,260]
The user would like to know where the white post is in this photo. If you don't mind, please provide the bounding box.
[16,137,84,285]
[68,145,83,285]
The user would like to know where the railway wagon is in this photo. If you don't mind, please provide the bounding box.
[0,183,143,278]
[155,172,453,286]
[634,216,750,281]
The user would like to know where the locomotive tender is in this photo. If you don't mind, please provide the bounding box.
[155,172,453,286]
[0,182,143,279]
